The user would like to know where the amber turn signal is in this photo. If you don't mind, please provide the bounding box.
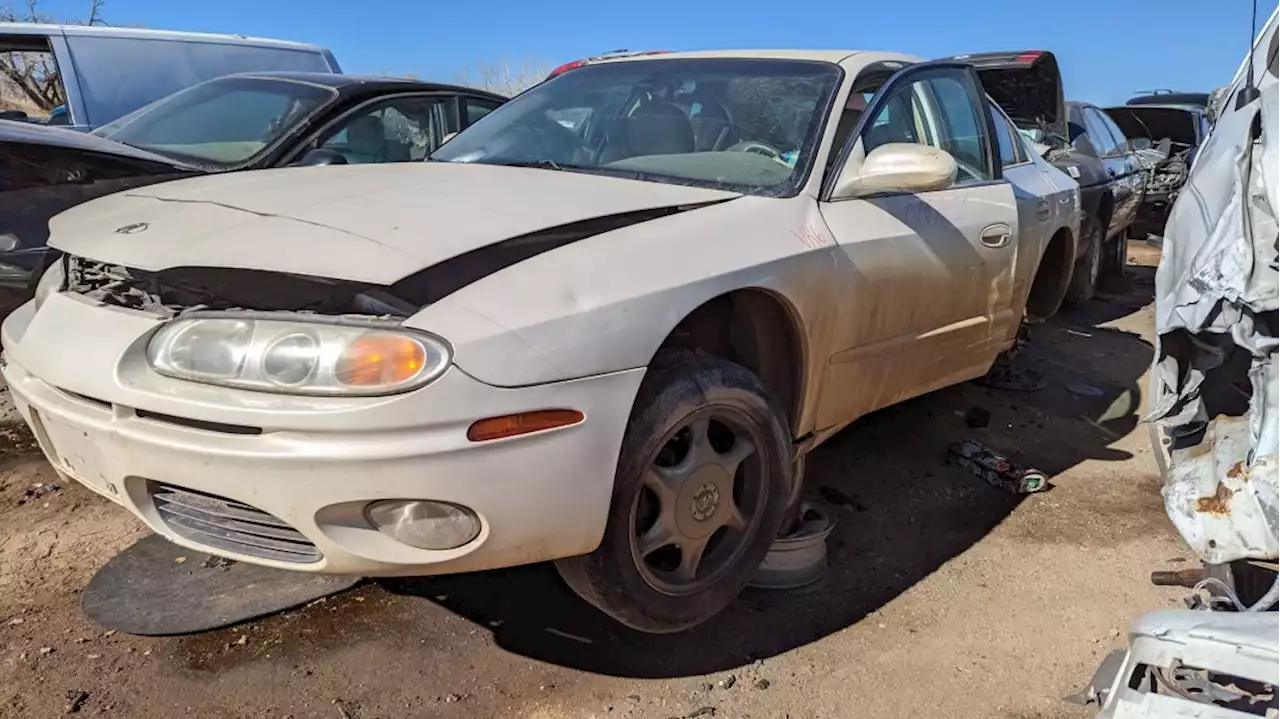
[334,334,427,387]
[467,409,585,442]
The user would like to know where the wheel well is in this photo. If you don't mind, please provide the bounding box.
[657,290,804,436]
[1026,227,1074,321]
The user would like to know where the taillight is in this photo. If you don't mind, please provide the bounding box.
[1015,51,1045,64]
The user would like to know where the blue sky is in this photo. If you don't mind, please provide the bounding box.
[40,0,1261,105]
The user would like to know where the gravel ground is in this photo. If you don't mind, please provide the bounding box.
[0,241,1189,719]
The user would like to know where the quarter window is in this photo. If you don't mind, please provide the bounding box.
[862,69,994,185]
[989,101,1024,167]
[464,97,501,127]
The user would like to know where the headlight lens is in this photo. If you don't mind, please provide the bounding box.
[147,316,449,396]
[32,259,65,313]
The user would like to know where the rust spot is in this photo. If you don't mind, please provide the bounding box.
[1227,461,1247,479]
[1195,482,1235,515]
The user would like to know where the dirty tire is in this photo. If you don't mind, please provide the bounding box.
[555,350,792,634]
[1100,228,1128,278]
[1064,215,1102,306]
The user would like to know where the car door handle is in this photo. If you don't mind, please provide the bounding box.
[1035,200,1051,221]
[980,224,1012,248]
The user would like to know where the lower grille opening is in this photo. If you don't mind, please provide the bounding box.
[135,410,262,436]
[148,482,320,564]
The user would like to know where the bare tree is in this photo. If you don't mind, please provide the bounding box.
[0,0,106,113]
[455,56,552,97]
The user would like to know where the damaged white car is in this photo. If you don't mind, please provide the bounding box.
[1148,8,1278,612]
[1082,9,1278,718]
[1,50,1079,633]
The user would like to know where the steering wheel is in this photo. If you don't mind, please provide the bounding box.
[727,140,783,160]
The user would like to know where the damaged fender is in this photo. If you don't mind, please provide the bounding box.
[1147,10,1279,567]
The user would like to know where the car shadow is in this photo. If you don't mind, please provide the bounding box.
[377,257,1158,679]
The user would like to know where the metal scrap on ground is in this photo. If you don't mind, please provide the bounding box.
[948,439,1049,494]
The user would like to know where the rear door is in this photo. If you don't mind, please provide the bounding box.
[817,62,1019,426]
[988,100,1062,316]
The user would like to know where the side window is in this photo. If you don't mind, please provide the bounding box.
[464,97,501,127]
[316,96,448,163]
[1095,110,1130,152]
[862,69,993,185]
[1082,108,1119,154]
[989,101,1022,167]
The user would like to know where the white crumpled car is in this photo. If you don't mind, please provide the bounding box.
[2,49,1079,632]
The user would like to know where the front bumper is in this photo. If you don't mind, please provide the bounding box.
[2,294,643,576]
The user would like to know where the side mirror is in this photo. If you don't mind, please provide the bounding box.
[292,148,349,167]
[833,143,957,199]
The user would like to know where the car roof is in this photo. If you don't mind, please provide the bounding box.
[1105,103,1202,115]
[221,71,499,96]
[588,48,919,67]
[0,22,326,51]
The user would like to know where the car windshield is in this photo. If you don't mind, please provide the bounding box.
[431,58,843,196]
[93,76,336,169]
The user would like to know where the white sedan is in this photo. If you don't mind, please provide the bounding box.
[2,49,1079,633]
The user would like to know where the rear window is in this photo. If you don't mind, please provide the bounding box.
[66,36,333,127]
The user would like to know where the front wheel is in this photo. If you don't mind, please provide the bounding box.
[555,351,792,633]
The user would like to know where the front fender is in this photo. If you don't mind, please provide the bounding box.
[405,195,837,389]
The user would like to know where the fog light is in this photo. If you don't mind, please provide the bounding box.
[365,500,480,550]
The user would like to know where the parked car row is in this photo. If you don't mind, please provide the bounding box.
[0,25,1216,635]
[1,70,505,304]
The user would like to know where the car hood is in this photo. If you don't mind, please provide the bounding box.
[1104,106,1200,148]
[49,162,741,284]
[953,50,1066,141]
[0,119,196,169]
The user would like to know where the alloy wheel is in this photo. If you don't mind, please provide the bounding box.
[628,407,768,596]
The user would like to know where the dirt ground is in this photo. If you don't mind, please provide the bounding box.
[0,241,1191,719]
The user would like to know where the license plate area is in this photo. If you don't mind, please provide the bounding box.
[28,408,120,501]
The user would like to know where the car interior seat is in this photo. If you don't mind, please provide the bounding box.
[344,115,399,163]
[602,98,696,162]
[683,95,732,152]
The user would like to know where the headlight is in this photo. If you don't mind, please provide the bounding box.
[32,259,65,313]
[146,316,450,396]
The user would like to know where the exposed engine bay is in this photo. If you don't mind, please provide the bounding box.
[63,255,417,319]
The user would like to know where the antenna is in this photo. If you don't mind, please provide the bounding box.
[1236,0,1262,109]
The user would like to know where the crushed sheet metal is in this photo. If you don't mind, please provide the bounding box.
[1089,609,1279,718]
[1162,415,1279,564]
[1147,11,1279,565]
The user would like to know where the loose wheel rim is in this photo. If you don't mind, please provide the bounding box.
[628,405,769,597]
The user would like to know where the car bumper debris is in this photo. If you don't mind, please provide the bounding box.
[1076,610,1278,717]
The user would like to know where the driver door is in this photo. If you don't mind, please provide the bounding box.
[815,63,1019,428]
